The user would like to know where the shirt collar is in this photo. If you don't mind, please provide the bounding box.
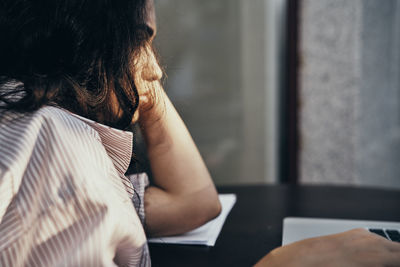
[67,112,133,177]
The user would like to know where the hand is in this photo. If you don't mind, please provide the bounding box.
[130,42,164,124]
[130,81,162,125]
[255,229,400,267]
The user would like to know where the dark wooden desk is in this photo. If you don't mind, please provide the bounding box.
[149,185,400,267]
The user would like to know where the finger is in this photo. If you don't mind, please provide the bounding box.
[386,240,400,252]
[332,228,370,242]
[363,232,400,253]
[140,95,149,105]
[131,110,140,123]
[384,251,400,267]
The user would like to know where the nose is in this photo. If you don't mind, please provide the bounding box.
[141,50,162,82]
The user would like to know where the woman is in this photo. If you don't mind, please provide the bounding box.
[0,0,398,266]
[0,0,220,266]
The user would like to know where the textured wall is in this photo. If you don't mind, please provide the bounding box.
[299,0,400,189]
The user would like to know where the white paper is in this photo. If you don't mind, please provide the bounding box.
[147,194,237,246]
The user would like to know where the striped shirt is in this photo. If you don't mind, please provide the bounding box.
[0,106,150,266]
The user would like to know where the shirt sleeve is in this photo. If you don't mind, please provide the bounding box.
[128,172,150,226]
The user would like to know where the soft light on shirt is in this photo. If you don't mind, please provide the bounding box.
[0,106,150,266]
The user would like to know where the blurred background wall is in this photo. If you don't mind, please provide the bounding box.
[153,0,286,185]
[299,0,400,189]
[147,0,400,188]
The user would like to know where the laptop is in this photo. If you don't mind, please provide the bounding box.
[282,217,400,245]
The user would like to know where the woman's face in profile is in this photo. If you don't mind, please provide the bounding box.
[111,0,162,124]
[134,42,163,106]
[110,42,162,124]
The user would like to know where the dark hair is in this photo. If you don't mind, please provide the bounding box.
[0,0,154,129]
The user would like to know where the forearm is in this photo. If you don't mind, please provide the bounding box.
[140,90,212,193]
[144,184,220,236]
[139,87,221,236]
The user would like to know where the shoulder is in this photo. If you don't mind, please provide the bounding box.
[36,106,101,142]
[0,106,100,142]
[0,106,108,174]
[33,107,110,166]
